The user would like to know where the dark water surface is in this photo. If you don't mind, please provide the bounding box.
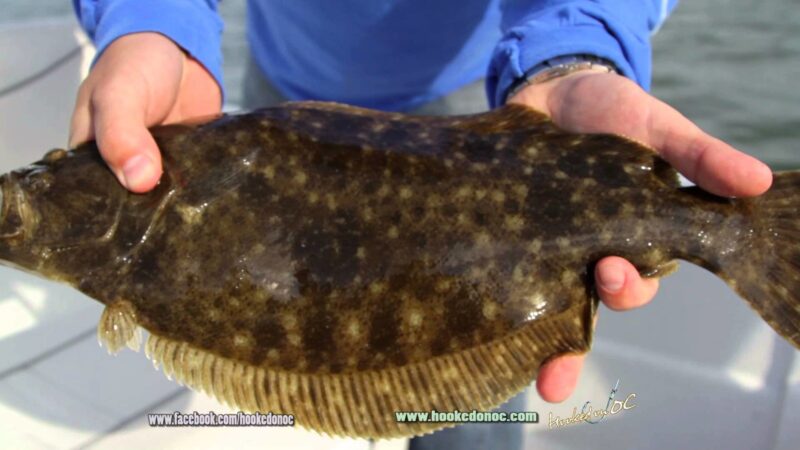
[650,0,800,169]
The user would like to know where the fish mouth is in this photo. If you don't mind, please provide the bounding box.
[0,173,24,240]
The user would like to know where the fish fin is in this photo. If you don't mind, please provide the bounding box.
[722,171,800,349]
[142,300,590,439]
[281,100,377,115]
[281,100,553,132]
[97,300,142,354]
[652,157,682,188]
[153,112,226,133]
[640,259,681,278]
[441,103,551,133]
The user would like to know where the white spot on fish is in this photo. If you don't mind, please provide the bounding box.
[504,215,524,231]
[369,282,387,295]
[482,301,498,319]
[347,319,362,338]
[456,186,472,198]
[527,239,542,253]
[293,171,308,185]
[282,313,297,330]
[399,186,413,199]
[407,309,424,328]
[474,232,491,247]
[233,333,250,347]
[326,194,337,210]
[377,184,391,197]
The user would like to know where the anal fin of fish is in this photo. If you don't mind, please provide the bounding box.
[139,295,592,439]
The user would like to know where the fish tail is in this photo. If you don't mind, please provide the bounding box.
[720,171,800,349]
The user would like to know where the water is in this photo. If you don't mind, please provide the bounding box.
[650,0,800,169]
[0,0,798,168]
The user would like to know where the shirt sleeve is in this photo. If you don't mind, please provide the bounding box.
[72,0,224,98]
[487,0,679,107]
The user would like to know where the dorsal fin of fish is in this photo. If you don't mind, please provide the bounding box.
[281,100,552,132]
[98,290,595,438]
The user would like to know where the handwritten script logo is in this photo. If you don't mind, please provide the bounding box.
[548,379,636,429]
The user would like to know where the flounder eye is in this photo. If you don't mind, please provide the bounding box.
[43,148,68,163]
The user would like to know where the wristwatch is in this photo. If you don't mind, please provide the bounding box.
[504,54,618,104]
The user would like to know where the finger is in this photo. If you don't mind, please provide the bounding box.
[595,256,659,311]
[92,86,162,193]
[170,55,223,121]
[647,97,772,198]
[69,83,94,148]
[536,354,585,403]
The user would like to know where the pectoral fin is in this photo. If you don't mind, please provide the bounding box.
[98,300,141,354]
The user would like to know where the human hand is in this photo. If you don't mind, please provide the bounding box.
[69,32,221,193]
[508,69,773,402]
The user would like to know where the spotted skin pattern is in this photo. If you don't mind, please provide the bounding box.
[1,101,797,438]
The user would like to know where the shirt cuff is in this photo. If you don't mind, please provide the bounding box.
[75,0,225,101]
[486,4,651,108]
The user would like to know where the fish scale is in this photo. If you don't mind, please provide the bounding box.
[0,101,798,438]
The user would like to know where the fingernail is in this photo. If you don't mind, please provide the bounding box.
[598,267,625,293]
[121,154,155,189]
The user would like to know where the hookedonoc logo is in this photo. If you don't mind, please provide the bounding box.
[547,379,637,429]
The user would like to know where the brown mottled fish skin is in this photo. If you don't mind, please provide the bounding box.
[0,101,798,438]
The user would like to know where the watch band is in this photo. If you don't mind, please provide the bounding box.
[504,54,618,103]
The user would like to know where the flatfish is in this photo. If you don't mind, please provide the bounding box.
[0,101,797,438]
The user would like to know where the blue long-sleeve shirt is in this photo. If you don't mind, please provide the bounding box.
[72,0,678,111]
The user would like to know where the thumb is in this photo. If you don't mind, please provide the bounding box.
[92,89,163,193]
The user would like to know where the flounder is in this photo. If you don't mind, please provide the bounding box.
[0,101,798,438]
